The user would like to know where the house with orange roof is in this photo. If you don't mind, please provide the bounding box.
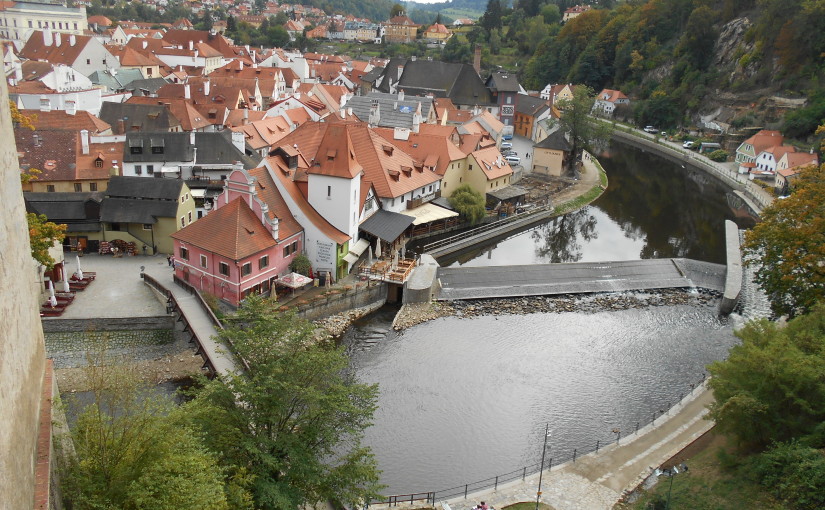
[540,83,574,103]
[593,88,629,117]
[150,40,225,74]
[87,15,112,30]
[224,108,267,129]
[532,130,573,177]
[171,168,303,307]
[383,14,419,44]
[24,108,112,135]
[161,29,237,59]
[16,128,122,193]
[106,45,165,79]
[466,146,514,195]
[125,95,212,132]
[19,30,118,77]
[423,23,451,43]
[563,4,592,22]
[735,129,783,170]
[208,60,287,105]
[230,116,292,157]
[775,151,819,193]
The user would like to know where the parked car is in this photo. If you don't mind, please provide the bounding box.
[643,125,657,133]
[505,155,521,165]
[503,150,517,157]
[502,134,513,141]
[682,141,695,149]
[501,142,513,150]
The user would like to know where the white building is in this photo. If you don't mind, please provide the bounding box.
[0,0,88,44]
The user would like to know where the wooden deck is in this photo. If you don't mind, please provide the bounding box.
[359,257,417,283]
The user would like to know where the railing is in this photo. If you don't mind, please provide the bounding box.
[369,373,709,507]
[408,189,442,210]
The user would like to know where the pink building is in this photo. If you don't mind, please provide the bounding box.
[171,169,303,306]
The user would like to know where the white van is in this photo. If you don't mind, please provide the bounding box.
[501,142,513,150]
[505,155,521,165]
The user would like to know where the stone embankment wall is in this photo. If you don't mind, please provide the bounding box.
[41,316,174,333]
[719,220,743,315]
[294,281,388,322]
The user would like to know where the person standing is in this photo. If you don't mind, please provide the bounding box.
[167,255,172,266]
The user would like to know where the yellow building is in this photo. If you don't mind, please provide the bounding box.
[423,23,451,43]
[532,130,572,177]
[383,14,420,44]
[466,146,513,195]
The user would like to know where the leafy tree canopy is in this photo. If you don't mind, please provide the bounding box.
[742,162,825,317]
[707,303,825,450]
[184,296,383,510]
[553,85,613,173]
[27,213,66,269]
[449,184,487,225]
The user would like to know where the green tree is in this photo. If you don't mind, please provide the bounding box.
[27,213,66,268]
[553,86,613,174]
[449,184,487,225]
[742,163,825,317]
[753,441,825,510]
[63,356,231,509]
[541,3,561,24]
[289,253,312,275]
[707,303,825,450]
[185,296,383,510]
[390,3,404,17]
[480,0,503,31]
[442,35,472,63]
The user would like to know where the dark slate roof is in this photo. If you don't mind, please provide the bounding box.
[122,131,260,169]
[99,102,180,133]
[345,91,434,129]
[360,66,384,84]
[486,71,520,93]
[359,209,414,242]
[123,77,169,96]
[515,94,550,116]
[487,185,528,202]
[105,175,183,200]
[534,130,572,152]
[431,196,454,210]
[88,68,145,91]
[24,192,103,220]
[375,59,493,106]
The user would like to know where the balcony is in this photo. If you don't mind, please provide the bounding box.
[407,188,441,210]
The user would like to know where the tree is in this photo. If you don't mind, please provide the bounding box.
[62,350,232,510]
[449,184,487,225]
[10,99,35,129]
[289,253,312,276]
[479,0,503,31]
[553,85,613,174]
[742,163,825,317]
[390,3,404,18]
[185,296,383,510]
[27,213,66,268]
[707,303,825,450]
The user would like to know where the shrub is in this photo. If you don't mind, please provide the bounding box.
[289,253,312,276]
[708,149,729,162]
[752,442,825,510]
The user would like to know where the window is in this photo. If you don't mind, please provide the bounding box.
[147,165,154,175]
[200,254,207,268]
[46,185,55,192]
[143,224,153,230]
[94,159,103,168]
[188,211,192,223]
[506,96,512,104]
[429,185,433,192]
[135,165,142,175]
[241,262,252,276]
[86,58,90,65]
[74,183,82,192]
[90,183,97,191]
[259,255,269,269]
[401,194,405,202]
[469,164,473,170]
[180,217,185,228]
[327,185,331,198]
[152,146,163,154]
[219,262,229,276]
[130,146,142,155]
[27,20,31,28]
[74,22,78,30]
[179,246,189,260]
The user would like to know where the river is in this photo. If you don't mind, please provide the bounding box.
[342,143,760,496]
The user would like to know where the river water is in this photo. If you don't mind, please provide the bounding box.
[342,143,762,496]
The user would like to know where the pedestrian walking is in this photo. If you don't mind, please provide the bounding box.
[167,255,173,266]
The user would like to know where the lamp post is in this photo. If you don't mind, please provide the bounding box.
[535,424,551,510]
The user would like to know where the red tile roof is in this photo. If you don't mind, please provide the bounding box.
[471,146,513,180]
[24,109,111,134]
[171,197,277,260]
[247,166,302,241]
[19,31,95,66]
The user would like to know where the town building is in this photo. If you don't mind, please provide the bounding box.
[593,88,629,117]
[382,14,419,44]
[532,130,573,177]
[0,0,88,43]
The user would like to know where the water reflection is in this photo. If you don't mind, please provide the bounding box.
[441,143,756,267]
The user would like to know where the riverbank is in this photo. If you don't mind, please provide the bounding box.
[392,288,721,331]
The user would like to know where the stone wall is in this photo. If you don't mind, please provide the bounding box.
[0,77,46,510]
[719,220,743,315]
[41,316,174,333]
[294,281,388,321]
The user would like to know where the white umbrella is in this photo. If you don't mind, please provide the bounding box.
[76,255,84,280]
[375,237,381,259]
[61,277,70,293]
[47,281,57,307]
[401,244,406,260]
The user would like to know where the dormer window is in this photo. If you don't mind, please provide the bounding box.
[129,138,144,154]
[150,138,164,154]
[94,158,103,168]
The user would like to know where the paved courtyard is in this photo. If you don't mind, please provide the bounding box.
[47,253,168,319]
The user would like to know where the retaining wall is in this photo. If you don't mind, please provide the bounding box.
[41,316,174,333]
[294,282,388,321]
[719,220,743,315]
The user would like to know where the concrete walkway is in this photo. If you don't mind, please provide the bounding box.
[142,261,241,377]
[374,384,714,510]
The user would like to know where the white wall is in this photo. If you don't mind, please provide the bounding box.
[307,173,361,242]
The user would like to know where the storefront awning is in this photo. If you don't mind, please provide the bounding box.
[160,166,180,173]
[399,203,459,225]
[343,253,359,265]
[350,238,370,256]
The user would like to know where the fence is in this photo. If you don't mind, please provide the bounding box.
[369,373,709,507]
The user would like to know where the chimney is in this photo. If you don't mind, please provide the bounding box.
[473,45,481,76]
[188,40,194,50]
[190,131,195,145]
[184,83,191,99]
[54,32,62,47]
[80,129,89,155]
[238,60,243,71]
[398,89,404,101]
[231,131,245,153]
[110,163,119,177]
[142,40,148,50]
[368,100,380,125]
[43,29,52,46]
[204,80,210,96]
[66,99,77,115]
[69,34,76,46]
[14,62,22,82]
[242,108,249,125]
[397,65,403,80]
[118,118,125,134]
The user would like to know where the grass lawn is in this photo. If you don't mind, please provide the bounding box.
[614,431,786,510]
